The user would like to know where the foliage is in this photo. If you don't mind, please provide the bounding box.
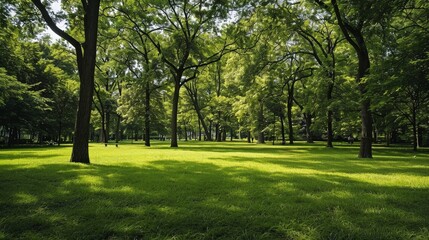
[2,0,429,151]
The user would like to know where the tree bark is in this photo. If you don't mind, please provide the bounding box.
[257,102,265,144]
[7,127,16,147]
[144,81,151,147]
[412,106,417,151]
[359,98,373,158]
[287,93,294,145]
[357,51,372,157]
[327,110,333,147]
[134,130,138,141]
[258,131,265,144]
[185,85,212,141]
[115,114,121,146]
[305,113,314,143]
[209,120,212,141]
[215,122,221,142]
[106,109,110,143]
[170,82,180,147]
[33,0,101,163]
[57,118,62,146]
[100,110,107,146]
[184,124,188,141]
[280,115,286,145]
[198,119,202,141]
[71,3,100,162]
[418,127,423,148]
[328,0,372,158]
[327,80,334,147]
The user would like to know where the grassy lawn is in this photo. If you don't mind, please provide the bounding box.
[0,141,428,239]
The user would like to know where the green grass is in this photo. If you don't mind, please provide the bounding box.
[0,141,428,240]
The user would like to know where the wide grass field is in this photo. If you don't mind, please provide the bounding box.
[0,141,428,240]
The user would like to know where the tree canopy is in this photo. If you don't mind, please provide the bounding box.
[1,0,428,159]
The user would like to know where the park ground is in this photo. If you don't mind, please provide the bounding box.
[0,141,428,239]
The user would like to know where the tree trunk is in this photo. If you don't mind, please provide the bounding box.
[329,0,372,158]
[280,115,286,145]
[257,102,265,144]
[7,127,15,147]
[358,98,373,158]
[69,1,100,163]
[199,111,211,140]
[357,53,372,158]
[327,110,333,147]
[89,127,94,142]
[386,131,390,147]
[392,129,398,144]
[170,82,180,147]
[230,127,233,142]
[209,120,212,141]
[101,111,107,146]
[287,97,294,145]
[373,127,377,144]
[247,130,251,143]
[418,127,423,148]
[115,114,121,146]
[305,113,314,143]
[412,107,417,151]
[325,74,334,147]
[272,118,276,145]
[186,86,212,141]
[215,122,221,142]
[57,118,62,146]
[134,130,138,141]
[258,131,265,144]
[32,0,100,163]
[198,119,202,141]
[106,109,110,143]
[144,81,151,147]
[71,74,94,163]
[326,46,336,147]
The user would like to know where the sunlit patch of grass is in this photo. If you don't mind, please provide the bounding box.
[0,141,428,239]
[15,193,38,204]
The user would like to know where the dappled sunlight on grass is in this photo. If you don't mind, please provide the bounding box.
[15,192,38,204]
[0,141,428,239]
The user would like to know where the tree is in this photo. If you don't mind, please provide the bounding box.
[273,56,314,144]
[379,1,429,150]
[117,0,236,147]
[313,0,409,157]
[184,77,213,141]
[31,0,101,163]
[0,68,49,146]
[296,22,342,146]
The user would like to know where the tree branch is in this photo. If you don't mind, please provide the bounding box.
[329,0,361,52]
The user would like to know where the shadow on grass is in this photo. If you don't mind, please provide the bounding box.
[0,145,72,161]
[171,142,429,176]
[1,159,428,239]
[209,154,429,177]
[0,153,65,161]
[170,141,429,157]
